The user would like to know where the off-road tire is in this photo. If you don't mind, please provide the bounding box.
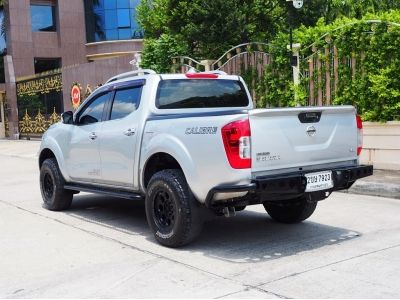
[40,158,73,211]
[263,197,317,223]
[145,169,203,247]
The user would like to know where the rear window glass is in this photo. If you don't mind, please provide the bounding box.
[156,79,249,109]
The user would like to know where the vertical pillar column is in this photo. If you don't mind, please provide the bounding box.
[4,55,19,139]
[288,43,301,105]
[334,46,339,98]
[0,93,5,138]
[317,55,323,106]
[309,58,314,106]
[325,46,331,105]
[200,60,215,72]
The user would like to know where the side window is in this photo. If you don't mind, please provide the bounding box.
[110,86,141,120]
[78,93,110,125]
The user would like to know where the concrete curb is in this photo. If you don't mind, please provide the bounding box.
[340,181,400,200]
[339,168,400,200]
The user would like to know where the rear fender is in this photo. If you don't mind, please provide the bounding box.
[140,133,197,195]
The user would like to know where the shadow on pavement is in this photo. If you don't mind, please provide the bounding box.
[67,193,360,263]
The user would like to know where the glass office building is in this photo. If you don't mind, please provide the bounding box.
[84,0,143,43]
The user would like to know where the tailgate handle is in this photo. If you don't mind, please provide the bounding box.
[298,112,321,123]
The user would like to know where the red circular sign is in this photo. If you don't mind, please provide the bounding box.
[71,85,81,108]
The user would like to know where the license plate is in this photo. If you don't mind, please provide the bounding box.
[305,171,334,192]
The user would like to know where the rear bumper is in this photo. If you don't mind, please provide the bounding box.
[205,165,373,208]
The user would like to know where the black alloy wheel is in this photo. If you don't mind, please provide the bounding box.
[153,189,176,232]
[43,172,55,199]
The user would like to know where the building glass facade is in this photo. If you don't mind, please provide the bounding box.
[84,0,143,43]
[0,6,6,83]
[30,4,57,32]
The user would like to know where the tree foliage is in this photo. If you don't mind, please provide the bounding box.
[137,0,286,70]
[261,10,400,121]
[137,0,400,121]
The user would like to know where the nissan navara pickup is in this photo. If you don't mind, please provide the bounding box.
[38,69,373,247]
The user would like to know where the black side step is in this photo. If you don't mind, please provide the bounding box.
[64,184,144,200]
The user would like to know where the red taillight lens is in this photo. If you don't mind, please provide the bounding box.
[185,73,218,79]
[221,119,251,169]
[356,115,363,156]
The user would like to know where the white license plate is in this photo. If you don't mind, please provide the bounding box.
[305,171,334,192]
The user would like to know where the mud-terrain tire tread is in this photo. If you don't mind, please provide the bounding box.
[40,158,73,211]
[145,169,203,247]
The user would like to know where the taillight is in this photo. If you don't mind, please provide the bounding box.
[221,119,251,169]
[356,115,363,156]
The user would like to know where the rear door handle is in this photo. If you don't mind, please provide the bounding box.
[124,128,136,136]
[89,132,97,140]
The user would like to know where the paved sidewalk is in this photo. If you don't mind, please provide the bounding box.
[342,169,400,200]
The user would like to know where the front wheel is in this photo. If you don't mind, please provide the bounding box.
[145,169,203,247]
[40,158,73,211]
[263,197,317,224]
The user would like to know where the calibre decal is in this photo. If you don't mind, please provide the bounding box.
[256,152,281,162]
[185,126,218,135]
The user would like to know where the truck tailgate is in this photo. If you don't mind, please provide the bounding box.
[249,106,358,176]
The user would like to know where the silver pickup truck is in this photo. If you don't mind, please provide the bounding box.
[38,69,373,247]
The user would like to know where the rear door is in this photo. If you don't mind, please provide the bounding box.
[98,80,143,187]
[249,106,358,176]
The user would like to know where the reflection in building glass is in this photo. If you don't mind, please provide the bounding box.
[31,5,56,32]
[0,7,5,83]
[84,0,143,42]
[0,8,6,55]
[117,9,130,28]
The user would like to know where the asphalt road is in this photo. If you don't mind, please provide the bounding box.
[1,140,400,298]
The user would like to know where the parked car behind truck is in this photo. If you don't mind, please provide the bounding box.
[38,70,373,247]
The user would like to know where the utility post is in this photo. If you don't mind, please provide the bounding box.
[129,52,142,70]
[288,43,301,103]
[286,0,303,105]
[290,43,301,86]
[200,60,215,72]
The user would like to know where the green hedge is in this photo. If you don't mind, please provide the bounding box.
[260,11,400,122]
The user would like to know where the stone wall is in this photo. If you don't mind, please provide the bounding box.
[61,54,136,111]
[360,122,400,170]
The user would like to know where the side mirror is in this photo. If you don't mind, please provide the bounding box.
[61,111,74,124]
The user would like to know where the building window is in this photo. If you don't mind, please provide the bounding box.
[31,3,56,32]
[0,7,6,56]
[34,58,61,74]
[0,7,6,84]
[84,0,143,43]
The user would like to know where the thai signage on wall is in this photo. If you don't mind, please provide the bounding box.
[16,74,62,97]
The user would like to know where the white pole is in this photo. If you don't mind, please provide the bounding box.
[288,43,301,105]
